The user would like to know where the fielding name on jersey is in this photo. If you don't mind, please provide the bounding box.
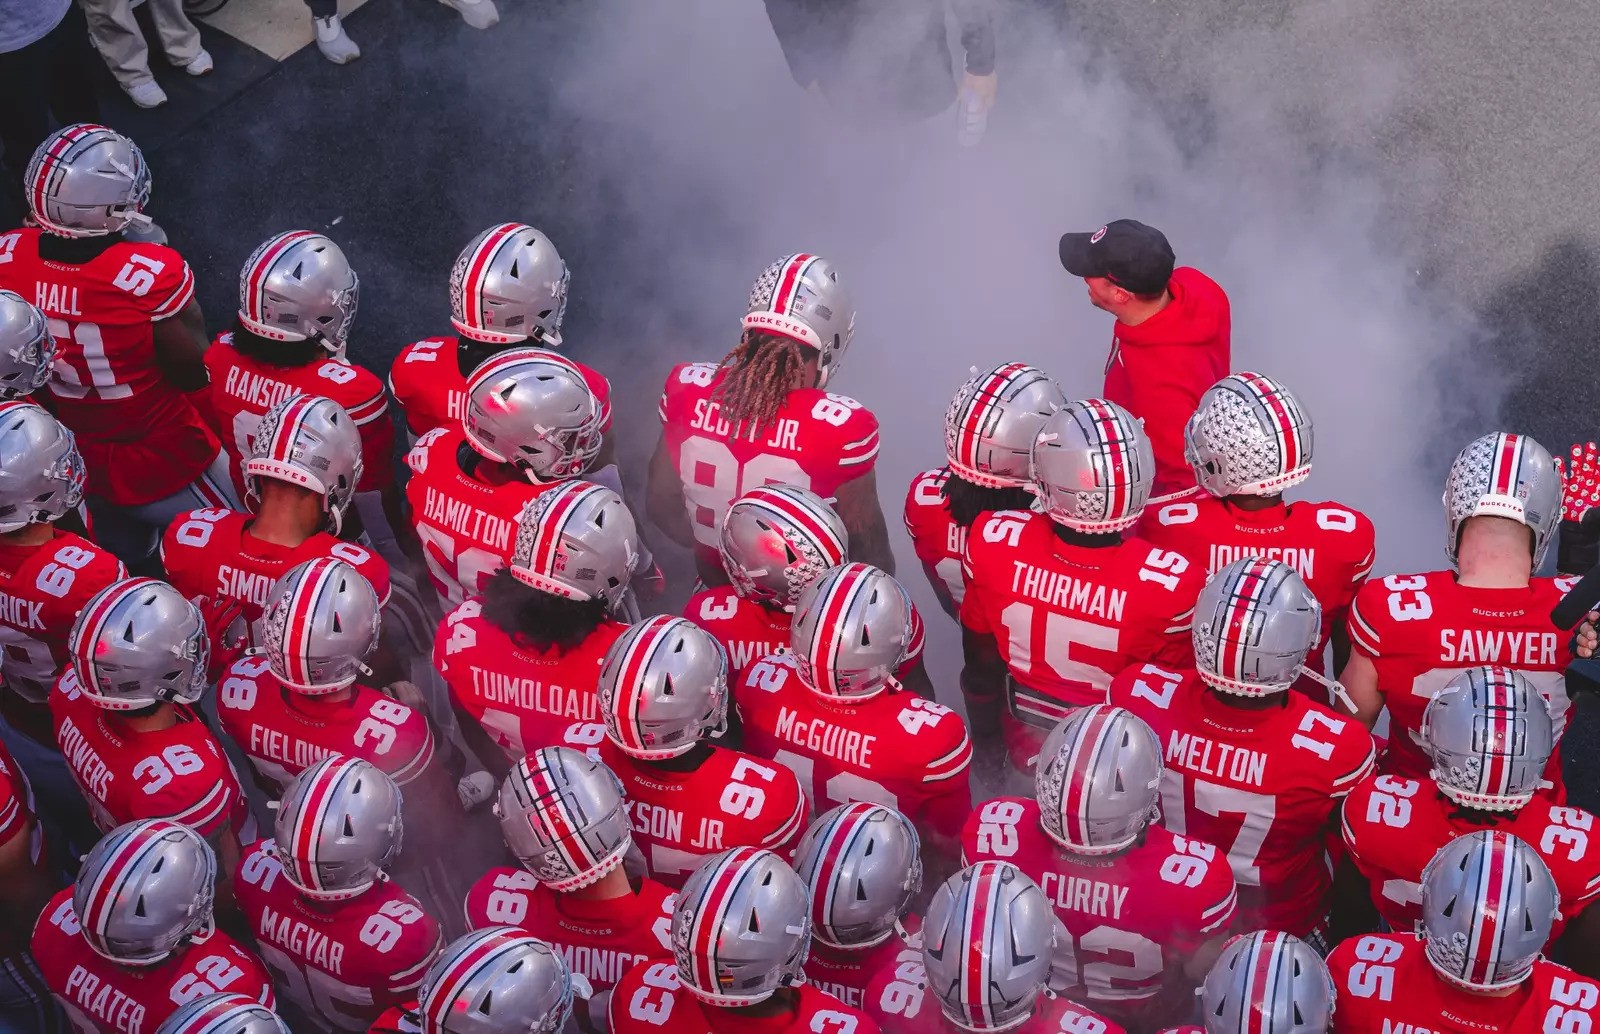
[223,366,299,409]
[258,904,347,975]
[470,668,598,720]
[690,399,802,449]
[1008,562,1127,622]
[64,966,145,1033]
[1038,872,1130,919]
[57,716,114,801]
[0,591,44,631]
[1209,545,1314,579]
[1438,628,1558,666]
[249,726,339,772]
[625,800,726,851]
[1166,731,1268,788]
[422,488,514,551]
[773,707,875,767]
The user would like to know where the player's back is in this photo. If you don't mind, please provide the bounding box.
[1325,932,1539,1034]
[205,331,393,500]
[1108,662,1375,935]
[658,361,880,564]
[734,653,971,843]
[463,867,673,991]
[609,960,879,1034]
[598,739,808,888]
[1347,570,1573,780]
[902,467,966,620]
[865,948,1128,1034]
[806,937,905,1013]
[682,586,791,686]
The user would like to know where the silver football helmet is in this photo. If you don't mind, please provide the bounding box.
[156,994,291,1034]
[922,861,1056,1032]
[25,123,152,237]
[450,224,569,347]
[1443,432,1561,570]
[793,802,922,949]
[672,847,811,1006]
[0,401,85,532]
[1031,399,1154,533]
[1421,830,1559,991]
[245,394,364,533]
[508,480,639,612]
[597,616,729,759]
[496,746,632,891]
[419,928,577,1034]
[260,557,382,694]
[1422,665,1555,813]
[0,291,55,399]
[1200,931,1333,1034]
[742,254,855,388]
[462,349,603,483]
[790,563,916,701]
[944,363,1067,489]
[720,484,848,612]
[1036,705,1163,856]
[274,756,403,901]
[1185,373,1314,498]
[1193,558,1321,696]
[74,819,215,966]
[69,578,209,710]
[237,231,360,355]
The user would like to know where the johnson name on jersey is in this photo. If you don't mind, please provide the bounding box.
[1109,662,1375,935]
[0,529,125,705]
[608,960,880,1034]
[902,467,967,619]
[863,946,1128,1034]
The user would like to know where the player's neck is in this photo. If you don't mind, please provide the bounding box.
[1222,493,1282,513]
[728,988,798,1019]
[1050,524,1121,549]
[1114,291,1173,327]
[113,703,176,733]
[456,338,500,378]
[1203,686,1283,711]
[284,685,354,711]
[646,742,716,773]
[248,497,322,547]
[0,523,54,548]
[1456,519,1535,588]
[565,866,635,903]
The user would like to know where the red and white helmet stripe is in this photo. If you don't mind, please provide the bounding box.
[736,485,847,566]
[742,254,824,350]
[804,802,881,943]
[453,223,530,345]
[279,756,362,898]
[1056,705,1120,853]
[1234,372,1312,491]
[238,230,320,340]
[70,577,156,709]
[247,394,329,495]
[1082,398,1138,523]
[946,362,1038,488]
[1461,833,1515,988]
[1215,559,1275,691]
[510,480,609,599]
[602,615,676,757]
[274,556,342,690]
[793,562,876,699]
[77,819,187,957]
[1235,930,1291,1034]
[953,861,1007,1029]
[517,749,605,889]
[422,927,526,1030]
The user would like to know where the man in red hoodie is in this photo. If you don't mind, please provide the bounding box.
[1058,219,1231,499]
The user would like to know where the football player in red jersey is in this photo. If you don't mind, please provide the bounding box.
[0,290,57,402]
[155,993,292,1033]
[1108,558,1375,941]
[32,820,274,1034]
[961,399,1204,778]
[163,394,391,648]
[435,480,638,779]
[0,126,238,556]
[1151,931,1333,1034]
[406,348,606,605]
[865,860,1126,1034]
[1327,830,1599,1034]
[1335,666,1600,971]
[596,615,808,887]
[648,253,894,584]
[235,757,443,1032]
[1341,431,1572,784]
[904,363,1067,622]
[962,705,1238,1029]
[793,803,922,1011]
[684,483,848,687]
[734,563,971,871]
[1139,372,1375,691]
[366,926,582,1034]
[609,847,879,1034]
[464,747,675,995]
[50,579,254,879]
[0,737,68,1034]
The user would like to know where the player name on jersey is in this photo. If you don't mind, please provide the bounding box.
[216,566,277,608]
[625,800,727,852]
[256,906,347,975]
[1039,874,1132,920]
[1208,544,1315,577]
[221,366,304,411]
[467,668,598,721]
[418,488,514,553]
[688,399,802,451]
[62,965,145,1031]
[55,714,113,801]
[1007,562,1127,622]
[1164,732,1268,788]
[33,283,82,315]
[247,726,341,773]
[1436,627,1558,665]
[773,707,875,767]
[0,592,43,630]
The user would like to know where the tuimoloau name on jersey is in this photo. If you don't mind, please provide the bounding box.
[64,966,145,1033]
[1008,562,1127,622]
[56,716,114,800]
[690,400,802,450]
[471,668,598,720]
[249,726,338,771]
[1438,628,1558,666]
[774,708,875,767]
[1165,732,1268,788]
[33,283,82,316]
[258,905,347,975]
[0,591,45,631]
[625,800,726,851]
[1208,545,1315,578]
[421,488,514,551]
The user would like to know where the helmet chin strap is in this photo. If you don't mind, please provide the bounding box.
[1297,665,1355,713]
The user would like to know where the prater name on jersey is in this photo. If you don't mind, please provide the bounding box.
[626,800,726,851]
[1009,561,1128,622]
[690,399,803,451]
[422,487,515,552]
[64,965,145,1033]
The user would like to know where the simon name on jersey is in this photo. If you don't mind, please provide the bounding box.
[1009,561,1127,621]
[217,566,277,607]
[421,488,514,552]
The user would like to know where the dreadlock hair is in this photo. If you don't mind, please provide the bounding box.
[941,475,1036,530]
[711,329,810,433]
[480,568,611,654]
[229,319,328,368]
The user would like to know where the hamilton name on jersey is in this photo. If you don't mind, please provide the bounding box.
[0,591,44,631]
[1038,872,1131,920]
[1437,627,1559,666]
[689,399,802,450]
[1165,731,1269,788]
[625,799,727,851]
[1007,562,1127,622]
[32,282,83,315]
[470,668,598,721]
[773,707,875,767]
[56,715,113,800]
[1208,544,1316,578]
[62,965,145,1032]
[420,487,514,552]
[248,725,340,772]
[257,905,348,975]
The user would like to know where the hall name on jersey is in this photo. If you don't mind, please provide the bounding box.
[56,716,114,801]
[1166,731,1268,788]
[626,800,726,851]
[0,590,44,631]
[1438,628,1558,665]
[471,668,598,720]
[248,725,339,772]
[258,904,347,975]
[1209,545,1314,579]
[773,708,875,766]
[222,366,303,409]
[33,283,83,316]
[1009,562,1127,621]
[63,965,145,1033]
[422,487,513,552]
[690,400,801,449]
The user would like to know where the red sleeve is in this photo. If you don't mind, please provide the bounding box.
[329,365,395,492]
[1346,579,1387,658]
[958,518,998,636]
[145,249,197,320]
[1111,352,1211,495]
[349,548,391,605]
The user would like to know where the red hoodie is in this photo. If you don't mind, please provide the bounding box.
[1102,266,1231,497]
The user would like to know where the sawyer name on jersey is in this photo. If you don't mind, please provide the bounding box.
[419,487,514,552]
[689,401,802,451]
[1007,562,1127,622]
[55,715,112,799]
[626,801,727,851]
[1437,628,1558,665]
[469,669,598,721]
[1165,733,1269,788]
[1208,544,1315,577]
[773,707,875,767]
[1040,874,1131,919]
[256,906,346,975]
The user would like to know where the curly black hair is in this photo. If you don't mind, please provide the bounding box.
[941,474,1036,529]
[227,320,328,367]
[480,568,611,654]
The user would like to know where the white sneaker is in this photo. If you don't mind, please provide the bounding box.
[125,80,167,108]
[457,771,495,812]
[182,49,213,75]
[439,0,498,30]
[314,15,361,63]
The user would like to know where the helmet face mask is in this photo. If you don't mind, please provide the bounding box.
[0,401,86,532]
[1442,432,1560,571]
[274,757,403,901]
[1184,372,1314,498]
[1035,705,1163,856]
[237,231,361,356]
[494,747,633,891]
[1422,665,1554,812]
[1192,558,1320,697]
[598,616,730,759]
[1031,399,1154,534]
[944,363,1067,490]
[790,563,915,701]
[0,292,56,399]
[25,124,152,238]
[450,224,570,347]
[921,861,1056,1031]
[245,395,364,534]
[74,820,217,967]
[742,255,855,388]
[719,484,848,612]
[69,578,209,710]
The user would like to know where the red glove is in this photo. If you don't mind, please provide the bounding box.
[196,595,247,681]
[1557,442,1600,522]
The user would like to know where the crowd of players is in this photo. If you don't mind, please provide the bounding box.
[0,120,1593,1034]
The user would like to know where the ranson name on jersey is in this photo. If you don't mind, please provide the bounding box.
[418,487,514,554]
[1207,545,1316,579]
[62,965,145,1032]
[688,399,804,451]
[626,800,728,853]
[55,714,113,800]
[463,667,599,723]
[0,591,44,630]
[256,906,346,976]
[1164,732,1268,789]
[220,366,310,411]
[1006,562,1127,622]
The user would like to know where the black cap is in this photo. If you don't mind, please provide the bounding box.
[1058,219,1175,296]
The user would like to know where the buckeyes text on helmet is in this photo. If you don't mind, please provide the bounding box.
[450,223,570,348]
[719,484,848,612]
[597,615,729,760]
[237,231,361,356]
[1031,398,1155,533]
[742,254,855,389]
[245,394,365,534]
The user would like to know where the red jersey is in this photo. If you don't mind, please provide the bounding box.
[806,938,905,1014]
[32,889,273,1034]
[434,598,625,763]
[864,948,1128,1034]
[1137,496,1375,665]
[1341,775,1600,935]
[50,668,253,843]
[368,1006,419,1033]
[609,960,880,1034]
[1346,572,1574,781]
[387,335,612,440]
[1108,663,1375,935]
[234,839,440,1032]
[961,800,1237,1026]
[404,427,557,605]
[216,655,439,796]
[658,361,880,569]
[0,228,219,505]
[734,654,971,846]
[161,508,390,646]
[597,739,809,888]
[204,331,394,501]
[1326,933,1600,1034]
[961,510,1202,771]
[902,468,967,620]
